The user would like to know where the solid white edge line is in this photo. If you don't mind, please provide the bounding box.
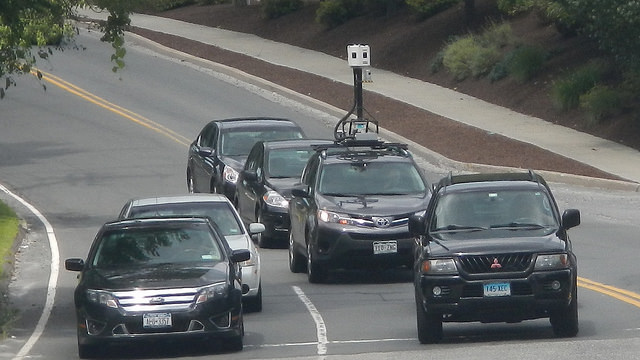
[292,285,328,355]
[1,184,60,360]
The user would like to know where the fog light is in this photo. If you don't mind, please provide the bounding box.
[432,286,442,296]
[551,280,561,290]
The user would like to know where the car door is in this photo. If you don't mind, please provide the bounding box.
[289,155,320,249]
[237,143,263,222]
[190,123,219,192]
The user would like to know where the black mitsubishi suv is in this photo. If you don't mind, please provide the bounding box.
[288,136,431,283]
[410,171,581,343]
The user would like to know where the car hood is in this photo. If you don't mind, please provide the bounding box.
[224,234,252,251]
[84,262,230,290]
[428,232,567,257]
[318,193,430,216]
[220,155,247,170]
[266,177,299,198]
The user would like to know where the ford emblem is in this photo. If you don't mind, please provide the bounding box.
[149,297,165,304]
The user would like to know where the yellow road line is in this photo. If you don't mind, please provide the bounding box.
[33,70,191,147]
[578,277,640,308]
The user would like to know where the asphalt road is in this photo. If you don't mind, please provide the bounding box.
[1,27,639,360]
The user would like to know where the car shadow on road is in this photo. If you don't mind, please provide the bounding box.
[323,267,414,284]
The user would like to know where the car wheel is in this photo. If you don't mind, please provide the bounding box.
[289,232,305,273]
[243,283,262,313]
[256,211,270,248]
[78,342,100,359]
[187,171,195,193]
[550,284,579,337]
[307,241,327,283]
[415,288,443,344]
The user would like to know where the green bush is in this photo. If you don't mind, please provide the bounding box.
[497,0,536,15]
[316,0,363,28]
[442,34,503,81]
[405,0,459,21]
[478,22,515,48]
[579,85,623,125]
[551,61,606,111]
[507,45,547,82]
[262,0,304,19]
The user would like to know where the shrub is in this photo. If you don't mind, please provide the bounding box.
[442,33,503,81]
[262,0,304,19]
[315,0,363,28]
[405,0,459,21]
[478,22,515,48]
[507,45,547,83]
[497,0,536,15]
[551,61,607,111]
[579,85,623,126]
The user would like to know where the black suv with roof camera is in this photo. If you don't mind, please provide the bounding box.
[288,111,431,283]
[410,171,581,343]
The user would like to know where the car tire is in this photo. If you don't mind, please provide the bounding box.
[244,283,263,313]
[289,232,305,273]
[415,288,443,344]
[256,211,270,248]
[550,284,579,337]
[307,241,327,283]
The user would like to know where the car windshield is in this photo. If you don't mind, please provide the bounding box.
[267,148,316,178]
[92,224,223,268]
[127,202,243,236]
[220,128,304,156]
[318,162,426,195]
[430,189,558,233]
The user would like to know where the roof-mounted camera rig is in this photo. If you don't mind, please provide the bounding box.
[334,44,379,142]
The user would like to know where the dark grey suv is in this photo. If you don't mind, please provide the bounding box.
[410,171,581,343]
[288,138,431,283]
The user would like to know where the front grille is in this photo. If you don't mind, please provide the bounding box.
[459,253,532,274]
[114,288,198,312]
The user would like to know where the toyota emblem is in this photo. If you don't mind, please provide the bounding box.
[373,217,391,228]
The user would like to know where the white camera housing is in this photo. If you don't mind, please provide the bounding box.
[347,44,370,67]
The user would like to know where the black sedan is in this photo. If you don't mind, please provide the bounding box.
[234,139,332,247]
[64,217,250,358]
[186,117,306,200]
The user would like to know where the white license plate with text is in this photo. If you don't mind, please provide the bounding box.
[143,313,172,328]
[373,241,398,254]
[483,282,511,297]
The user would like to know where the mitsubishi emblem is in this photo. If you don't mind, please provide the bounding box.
[490,258,502,269]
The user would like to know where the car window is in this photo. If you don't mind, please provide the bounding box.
[267,148,316,178]
[318,162,426,195]
[92,225,223,268]
[431,189,558,231]
[220,129,304,156]
[128,202,244,236]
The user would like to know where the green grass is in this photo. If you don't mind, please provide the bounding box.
[0,201,19,279]
[0,200,19,338]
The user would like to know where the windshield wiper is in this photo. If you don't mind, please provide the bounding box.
[431,225,488,233]
[322,192,354,197]
[489,222,547,230]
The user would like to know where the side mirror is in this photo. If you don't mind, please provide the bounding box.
[291,186,310,198]
[230,249,251,263]
[561,209,581,230]
[198,147,215,157]
[248,222,266,234]
[408,213,427,236]
[242,169,258,182]
[65,258,85,272]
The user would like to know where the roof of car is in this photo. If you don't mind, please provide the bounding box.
[210,117,302,130]
[261,139,334,150]
[104,216,214,229]
[436,171,550,192]
[128,194,231,207]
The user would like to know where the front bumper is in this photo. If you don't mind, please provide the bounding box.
[417,268,575,323]
[312,222,414,269]
[241,264,260,297]
[259,207,290,241]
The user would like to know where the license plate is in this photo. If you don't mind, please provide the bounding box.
[143,313,172,328]
[483,282,511,297]
[373,240,397,254]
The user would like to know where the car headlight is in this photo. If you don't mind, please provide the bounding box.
[263,190,288,208]
[317,210,364,226]
[86,289,118,308]
[421,258,458,275]
[196,282,228,304]
[534,253,569,270]
[223,166,239,184]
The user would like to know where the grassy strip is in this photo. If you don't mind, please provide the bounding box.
[0,200,20,338]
